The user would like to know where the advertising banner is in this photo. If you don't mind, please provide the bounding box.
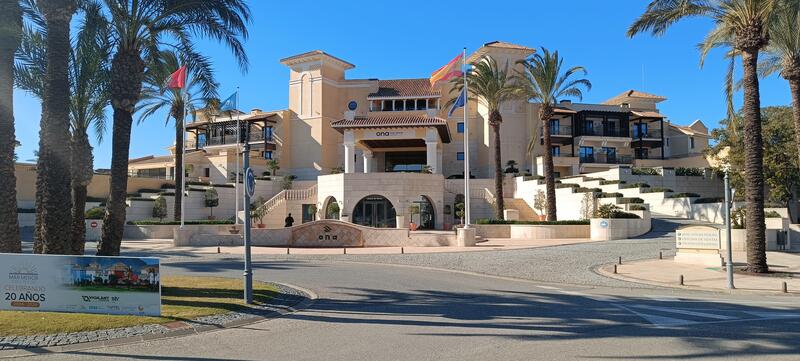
[0,253,160,316]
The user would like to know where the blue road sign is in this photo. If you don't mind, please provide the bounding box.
[245,168,256,198]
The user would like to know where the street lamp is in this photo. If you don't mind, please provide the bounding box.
[722,162,735,289]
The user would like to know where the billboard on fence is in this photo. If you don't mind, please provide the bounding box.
[0,253,160,316]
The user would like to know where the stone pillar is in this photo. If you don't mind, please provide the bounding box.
[426,141,439,174]
[437,148,443,175]
[344,130,355,174]
[363,150,373,173]
[456,227,477,247]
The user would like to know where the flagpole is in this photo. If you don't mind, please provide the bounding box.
[235,88,240,225]
[463,47,471,228]
[180,88,187,229]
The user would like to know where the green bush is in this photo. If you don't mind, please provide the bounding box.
[128,197,155,202]
[86,196,106,203]
[667,192,701,198]
[620,182,650,189]
[85,207,105,220]
[765,210,783,218]
[187,180,211,186]
[600,180,625,185]
[618,197,645,204]
[628,204,647,211]
[212,183,235,188]
[599,192,623,198]
[556,183,580,189]
[127,220,234,225]
[632,167,660,176]
[593,204,641,219]
[641,187,673,193]
[575,187,602,193]
[611,211,642,219]
[583,177,605,182]
[152,196,168,221]
[475,219,590,225]
[159,192,175,196]
[693,197,724,204]
[676,167,704,177]
[523,175,544,181]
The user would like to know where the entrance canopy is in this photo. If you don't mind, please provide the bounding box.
[331,115,451,143]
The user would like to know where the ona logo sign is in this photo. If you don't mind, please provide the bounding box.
[291,221,364,247]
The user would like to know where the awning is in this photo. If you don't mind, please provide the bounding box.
[331,115,451,143]
[631,110,665,119]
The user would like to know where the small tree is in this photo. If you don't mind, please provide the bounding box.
[330,166,344,175]
[326,202,340,219]
[408,204,420,228]
[152,196,167,222]
[306,204,317,222]
[281,175,296,190]
[579,192,596,220]
[204,188,219,218]
[251,197,266,226]
[421,165,433,174]
[455,202,465,225]
[533,190,546,219]
[266,159,280,177]
[505,160,519,174]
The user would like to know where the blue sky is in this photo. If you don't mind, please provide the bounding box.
[12,0,793,168]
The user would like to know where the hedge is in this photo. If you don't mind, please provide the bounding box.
[127,220,235,225]
[765,210,782,218]
[600,180,625,185]
[609,211,641,219]
[583,177,605,182]
[676,167,704,177]
[599,192,623,198]
[618,197,645,204]
[667,192,701,198]
[575,187,602,193]
[128,197,155,202]
[620,182,650,189]
[641,187,673,193]
[85,207,105,220]
[628,204,647,211]
[523,175,544,181]
[556,183,580,189]
[475,219,590,225]
[693,197,723,204]
[632,167,660,176]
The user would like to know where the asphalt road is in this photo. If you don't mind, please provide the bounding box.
[15,258,800,361]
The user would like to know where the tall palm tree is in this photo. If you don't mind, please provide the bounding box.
[448,56,520,220]
[138,49,218,222]
[96,0,250,256]
[628,0,777,273]
[31,0,78,254]
[0,0,22,253]
[15,0,111,255]
[514,48,591,221]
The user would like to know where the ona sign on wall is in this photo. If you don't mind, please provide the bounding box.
[0,253,160,316]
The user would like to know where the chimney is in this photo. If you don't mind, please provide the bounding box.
[620,103,630,109]
[560,100,572,105]
[250,108,262,114]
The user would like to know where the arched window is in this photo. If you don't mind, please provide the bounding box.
[324,197,340,220]
[410,195,435,230]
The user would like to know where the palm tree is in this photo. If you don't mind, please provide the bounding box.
[448,56,519,220]
[96,0,250,256]
[138,50,218,222]
[15,0,111,255]
[0,0,22,253]
[628,0,776,273]
[514,48,591,221]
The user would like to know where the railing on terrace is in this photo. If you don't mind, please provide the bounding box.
[255,184,318,215]
[579,125,628,138]
[631,128,663,139]
[540,125,572,136]
[580,154,634,165]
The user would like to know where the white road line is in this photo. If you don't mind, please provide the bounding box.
[536,285,560,290]
[630,304,736,320]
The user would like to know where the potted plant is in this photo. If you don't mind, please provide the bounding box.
[421,165,433,174]
[251,197,267,228]
[330,166,344,175]
[533,190,546,221]
[505,160,519,175]
[205,188,219,220]
[152,196,167,222]
[266,159,280,178]
[408,204,420,231]
[455,202,465,225]
[326,202,340,219]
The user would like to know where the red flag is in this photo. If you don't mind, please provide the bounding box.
[166,65,187,89]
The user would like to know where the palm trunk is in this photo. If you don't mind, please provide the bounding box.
[35,2,77,254]
[174,110,184,221]
[787,74,800,224]
[541,108,557,221]
[98,49,145,256]
[490,110,505,220]
[0,0,22,253]
[69,132,93,255]
[741,49,768,273]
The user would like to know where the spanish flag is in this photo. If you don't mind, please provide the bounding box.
[430,53,463,87]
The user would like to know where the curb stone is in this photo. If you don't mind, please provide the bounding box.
[0,282,317,358]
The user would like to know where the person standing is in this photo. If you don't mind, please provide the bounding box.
[284,213,294,228]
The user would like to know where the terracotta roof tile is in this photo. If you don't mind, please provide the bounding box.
[368,79,440,99]
[331,115,451,142]
[482,41,536,51]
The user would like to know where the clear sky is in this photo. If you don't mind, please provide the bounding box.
[12,0,793,168]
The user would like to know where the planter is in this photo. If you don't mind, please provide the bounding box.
[207,216,216,221]
[409,222,418,231]
[257,224,266,229]
[229,227,241,234]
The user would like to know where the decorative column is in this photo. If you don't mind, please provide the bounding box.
[343,130,355,174]
[425,128,440,174]
[363,150,373,173]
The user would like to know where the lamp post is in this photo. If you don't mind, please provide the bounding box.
[723,163,734,289]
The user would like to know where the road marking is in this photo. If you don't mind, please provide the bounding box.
[630,304,736,320]
[615,303,800,328]
[536,285,560,290]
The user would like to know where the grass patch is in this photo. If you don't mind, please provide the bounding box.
[0,276,278,337]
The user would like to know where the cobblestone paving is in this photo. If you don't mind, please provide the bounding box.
[0,283,306,351]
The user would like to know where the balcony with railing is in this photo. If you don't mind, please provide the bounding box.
[578,125,629,138]
[541,125,572,136]
[631,128,663,139]
[579,154,634,165]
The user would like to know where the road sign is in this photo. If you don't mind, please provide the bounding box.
[245,168,256,198]
[90,221,98,229]
[599,220,609,228]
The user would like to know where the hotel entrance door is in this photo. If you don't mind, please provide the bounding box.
[353,195,397,228]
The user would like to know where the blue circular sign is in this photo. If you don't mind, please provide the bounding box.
[245,168,256,198]
[347,101,357,111]
[600,220,609,228]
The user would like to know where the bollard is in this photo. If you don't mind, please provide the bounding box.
[217,246,220,254]
[287,248,290,255]
[782,281,788,294]
[613,264,617,274]
[401,247,404,254]
[659,251,663,260]
[679,274,684,286]
[343,247,347,254]
[618,256,622,265]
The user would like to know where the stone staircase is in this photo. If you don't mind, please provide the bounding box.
[239,184,318,225]
[503,198,539,221]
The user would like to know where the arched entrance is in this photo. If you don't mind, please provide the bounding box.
[353,195,397,228]
[411,195,435,230]
[323,197,340,219]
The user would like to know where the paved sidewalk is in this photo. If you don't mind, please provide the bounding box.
[599,251,800,295]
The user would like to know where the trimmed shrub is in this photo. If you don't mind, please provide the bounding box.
[523,175,544,181]
[618,197,645,204]
[632,167,660,176]
[641,187,673,193]
[676,167,704,177]
[556,183,580,189]
[765,210,783,218]
[600,180,625,185]
[667,192,701,198]
[212,183,235,188]
[86,196,106,203]
[620,182,650,189]
[475,219,590,225]
[129,197,155,202]
[583,177,605,182]
[85,207,105,220]
[628,204,647,211]
[576,187,602,193]
[693,197,723,204]
[187,180,211,186]
[159,191,175,196]
[611,211,642,219]
[593,204,641,219]
[152,196,168,221]
[599,192,623,198]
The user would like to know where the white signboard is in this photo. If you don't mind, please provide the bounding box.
[1,253,160,316]
[361,130,416,140]
[676,225,721,250]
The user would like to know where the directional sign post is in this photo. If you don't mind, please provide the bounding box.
[242,145,254,303]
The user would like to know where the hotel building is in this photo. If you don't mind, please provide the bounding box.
[126,41,715,229]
